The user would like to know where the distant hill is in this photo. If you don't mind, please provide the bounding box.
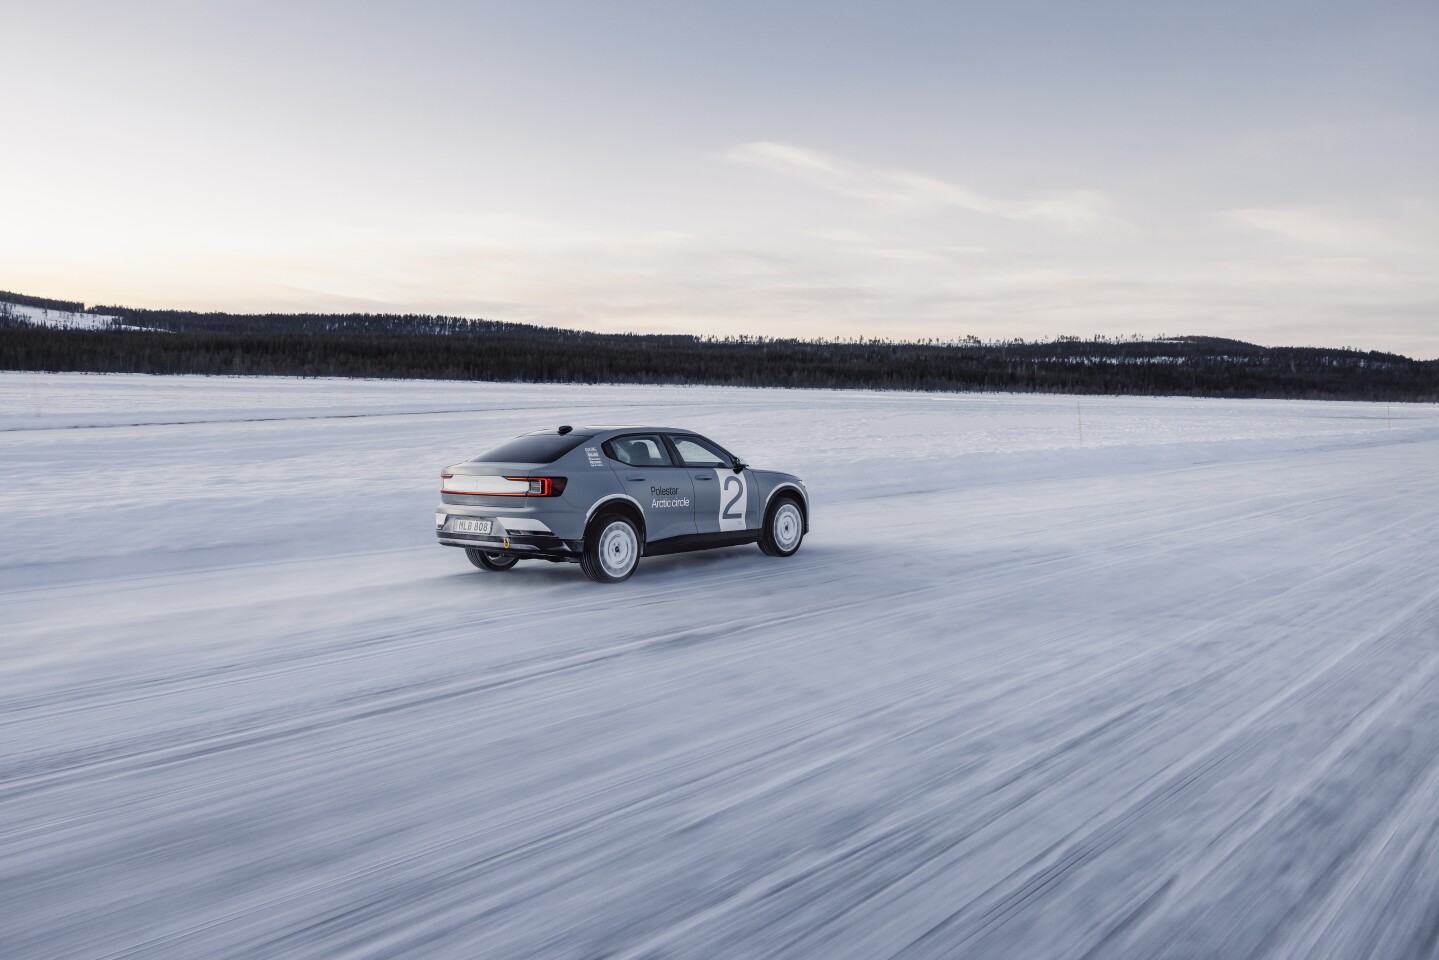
[2,293,1436,401]
[0,290,87,314]
[0,299,119,331]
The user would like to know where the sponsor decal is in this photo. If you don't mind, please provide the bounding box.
[650,484,689,509]
[585,446,603,467]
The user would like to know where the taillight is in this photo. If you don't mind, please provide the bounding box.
[509,476,567,497]
[441,474,567,496]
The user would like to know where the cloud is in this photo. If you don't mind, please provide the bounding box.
[726,141,1126,233]
[801,228,872,243]
[1218,206,1413,252]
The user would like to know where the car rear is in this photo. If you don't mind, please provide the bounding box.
[436,429,600,561]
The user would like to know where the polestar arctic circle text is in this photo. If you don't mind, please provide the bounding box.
[436,426,809,582]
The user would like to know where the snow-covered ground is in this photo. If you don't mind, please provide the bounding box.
[2,302,118,330]
[3,372,1438,959]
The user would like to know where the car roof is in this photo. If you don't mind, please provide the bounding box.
[516,425,700,437]
[577,425,705,435]
[512,426,732,456]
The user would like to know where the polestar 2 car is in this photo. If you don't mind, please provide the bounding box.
[435,425,809,583]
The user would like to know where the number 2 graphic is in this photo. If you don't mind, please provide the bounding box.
[721,475,744,519]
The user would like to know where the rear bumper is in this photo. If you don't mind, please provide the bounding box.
[437,531,582,560]
[436,508,582,560]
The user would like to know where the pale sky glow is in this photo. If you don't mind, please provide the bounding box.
[5,1,1436,356]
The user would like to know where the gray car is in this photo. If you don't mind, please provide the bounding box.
[436,425,809,582]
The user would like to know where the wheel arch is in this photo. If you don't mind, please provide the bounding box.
[585,494,647,543]
[763,483,809,533]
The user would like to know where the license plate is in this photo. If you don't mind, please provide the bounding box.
[452,518,492,535]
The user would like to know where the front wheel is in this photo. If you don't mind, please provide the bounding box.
[759,498,805,557]
[581,514,641,583]
[467,548,519,571]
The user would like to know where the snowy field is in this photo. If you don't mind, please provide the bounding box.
[3,372,1439,959]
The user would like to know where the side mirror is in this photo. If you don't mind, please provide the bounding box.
[732,456,747,473]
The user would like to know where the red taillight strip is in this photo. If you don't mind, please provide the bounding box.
[440,475,567,496]
[450,490,529,496]
[441,474,529,496]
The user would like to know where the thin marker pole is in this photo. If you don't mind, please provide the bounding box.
[1077,399,1084,448]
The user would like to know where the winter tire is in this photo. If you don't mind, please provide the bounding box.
[759,497,804,557]
[581,514,641,583]
[467,548,519,571]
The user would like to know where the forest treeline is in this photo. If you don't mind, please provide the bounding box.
[2,300,1436,401]
[0,290,86,314]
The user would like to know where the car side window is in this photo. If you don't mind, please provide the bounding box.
[671,435,731,468]
[605,435,674,467]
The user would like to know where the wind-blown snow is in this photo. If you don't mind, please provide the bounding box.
[3,372,1438,959]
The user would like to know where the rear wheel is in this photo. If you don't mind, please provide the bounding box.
[759,497,804,557]
[466,548,519,571]
[581,514,641,583]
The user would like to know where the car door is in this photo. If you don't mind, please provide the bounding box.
[603,433,697,544]
[668,433,755,536]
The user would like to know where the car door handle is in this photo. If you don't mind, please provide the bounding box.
[695,475,713,481]
[626,476,646,481]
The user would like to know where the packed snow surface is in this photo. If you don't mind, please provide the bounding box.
[3,372,1439,959]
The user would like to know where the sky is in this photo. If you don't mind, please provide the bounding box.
[4,0,1437,357]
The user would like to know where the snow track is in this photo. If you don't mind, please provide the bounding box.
[2,374,1438,959]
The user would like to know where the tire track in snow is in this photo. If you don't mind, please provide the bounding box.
[5,428,1433,960]
[894,596,1439,959]
[0,471,1390,804]
[590,498,1438,959]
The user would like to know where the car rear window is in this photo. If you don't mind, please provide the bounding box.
[470,432,589,464]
